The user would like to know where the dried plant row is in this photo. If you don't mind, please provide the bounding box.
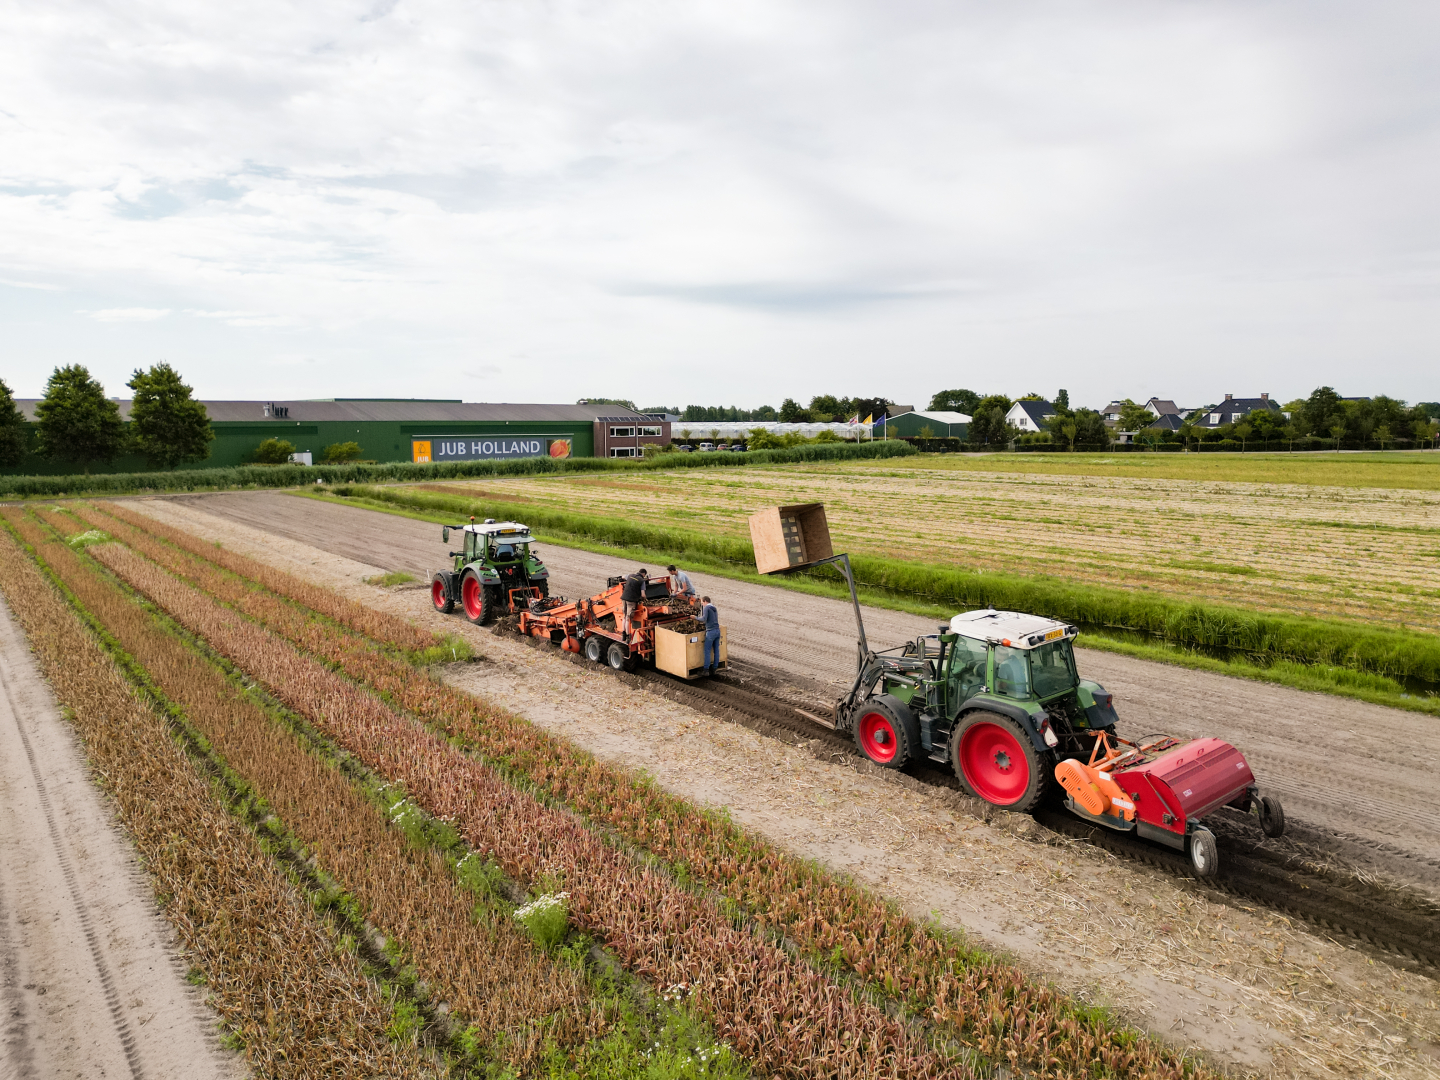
[14,511,611,1073]
[75,529,970,1080]
[0,515,443,1080]
[84,500,1215,1080]
[85,501,1218,1080]
[98,501,441,652]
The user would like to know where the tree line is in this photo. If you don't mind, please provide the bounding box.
[639,395,897,424]
[0,364,214,471]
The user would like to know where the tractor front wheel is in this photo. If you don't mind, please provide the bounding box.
[855,700,916,769]
[951,711,1048,811]
[461,572,492,625]
[431,572,454,614]
[584,635,604,663]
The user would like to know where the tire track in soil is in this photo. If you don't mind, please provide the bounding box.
[0,662,146,1080]
[498,625,1440,974]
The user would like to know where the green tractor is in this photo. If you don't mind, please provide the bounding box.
[836,607,1119,812]
[431,518,551,624]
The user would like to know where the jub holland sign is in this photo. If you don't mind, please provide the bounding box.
[412,436,572,463]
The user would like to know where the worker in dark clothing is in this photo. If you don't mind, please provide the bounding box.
[699,595,722,675]
[621,568,648,632]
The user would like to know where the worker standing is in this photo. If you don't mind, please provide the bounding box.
[621,568,648,632]
[699,595,721,675]
[667,564,695,598]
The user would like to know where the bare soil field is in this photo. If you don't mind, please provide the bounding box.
[0,597,246,1080]
[421,459,1440,634]
[133,493,1440,1080]
[179,491,1440,877]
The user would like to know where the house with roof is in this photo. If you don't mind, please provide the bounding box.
[1194,393,1281,429]
[1005,399,1055,433]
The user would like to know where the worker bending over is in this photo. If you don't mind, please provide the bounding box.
[621,568,648,632]
[699,595,722,676]
[667,563,695,598]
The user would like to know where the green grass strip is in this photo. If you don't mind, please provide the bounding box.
[311,485,1440,717]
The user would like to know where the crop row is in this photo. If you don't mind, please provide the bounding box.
[71,514,959,1079]
[13,509,615,1073]
[82,501,1213,1080]
[0,515,442,1080]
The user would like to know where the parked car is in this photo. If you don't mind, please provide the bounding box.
[716,443,731,451]
[676,443,695,452]
[698,442,715,452]
[730,442,747,452]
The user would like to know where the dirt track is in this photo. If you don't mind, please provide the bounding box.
[0,598,244,1079]
[181,489,1440,883]
[128,492,1440,1080]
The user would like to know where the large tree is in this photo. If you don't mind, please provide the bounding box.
[127,362,214,469]
[929,388,981,414]
[1116,399,1153,433]
[966,394,1014,445]
[0,379,27,467]
[34,365,125,469]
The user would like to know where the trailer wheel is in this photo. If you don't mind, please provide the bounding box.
[584,635,604,663]
[1189,827,1218,878]
[431,572,454,614]
[1258,795,1286,838]
[606,642,631,671]
[855,700,915,768]
[460,571,491,624]
[951,712,1047,811]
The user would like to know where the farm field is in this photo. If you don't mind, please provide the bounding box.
[127,492,1440,1080]
[421,457,1440,635]
[0,498,1247,1080]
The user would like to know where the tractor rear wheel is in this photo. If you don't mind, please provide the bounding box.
[461,572,492,625]
[854,699,916,769]
[951,711,1047,811]
[584,635,604,663]
[431,572,454,614]
[1258,795,1285,838]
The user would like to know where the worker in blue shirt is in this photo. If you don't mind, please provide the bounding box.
[699,595,722,675]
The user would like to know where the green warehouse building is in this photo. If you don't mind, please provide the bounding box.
[7,398,672,475]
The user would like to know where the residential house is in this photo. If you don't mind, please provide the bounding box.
[1006,399,1056,433]
[1100,401,1126,426]
[1195,393,1281,430]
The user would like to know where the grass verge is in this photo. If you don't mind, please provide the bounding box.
[308,485,1440,717]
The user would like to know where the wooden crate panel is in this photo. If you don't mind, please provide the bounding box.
[654,625,728,678]
[748,503,833,574]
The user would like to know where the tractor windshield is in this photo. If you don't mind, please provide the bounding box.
[1030,639,1078,699]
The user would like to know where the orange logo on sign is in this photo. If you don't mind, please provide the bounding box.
[412,440,432,463]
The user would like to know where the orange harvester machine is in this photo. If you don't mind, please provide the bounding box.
[516,574,726,677]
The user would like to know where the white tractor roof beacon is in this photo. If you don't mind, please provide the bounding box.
[949,608,1078,649]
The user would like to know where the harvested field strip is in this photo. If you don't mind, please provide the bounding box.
[90,501,1216,1080]
[0,517,442,1080]
[327,483,1440,688]
[71,520,965,1080]
[16,512,610,1073]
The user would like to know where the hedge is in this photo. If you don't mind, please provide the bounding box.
[0,439,917,498]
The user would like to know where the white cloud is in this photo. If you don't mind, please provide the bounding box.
[1,1,1438,405]
[84,307,172,321]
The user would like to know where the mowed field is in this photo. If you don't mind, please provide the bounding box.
[431,452,1440,633]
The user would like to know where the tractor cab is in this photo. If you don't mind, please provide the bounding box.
[431,518,551,624]
[947,609,1081,704]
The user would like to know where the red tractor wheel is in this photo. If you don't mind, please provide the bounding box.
[461,572,491,625]
[951,712,1047,811]
[431,572,454,614]
[855,700,914,769]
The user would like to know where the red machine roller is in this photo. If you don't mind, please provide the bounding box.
[1055,731,1285,876]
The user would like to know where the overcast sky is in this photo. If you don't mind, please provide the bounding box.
[2,0,1437,411]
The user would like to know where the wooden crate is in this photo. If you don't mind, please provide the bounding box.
[748,503,834,574]
[654,625,728,679]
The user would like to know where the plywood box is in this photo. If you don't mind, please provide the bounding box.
[748,503,834,575]
[654,625,728,678]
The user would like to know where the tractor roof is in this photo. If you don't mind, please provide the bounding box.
[464,520,532,539]
[949,609,1077,649]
